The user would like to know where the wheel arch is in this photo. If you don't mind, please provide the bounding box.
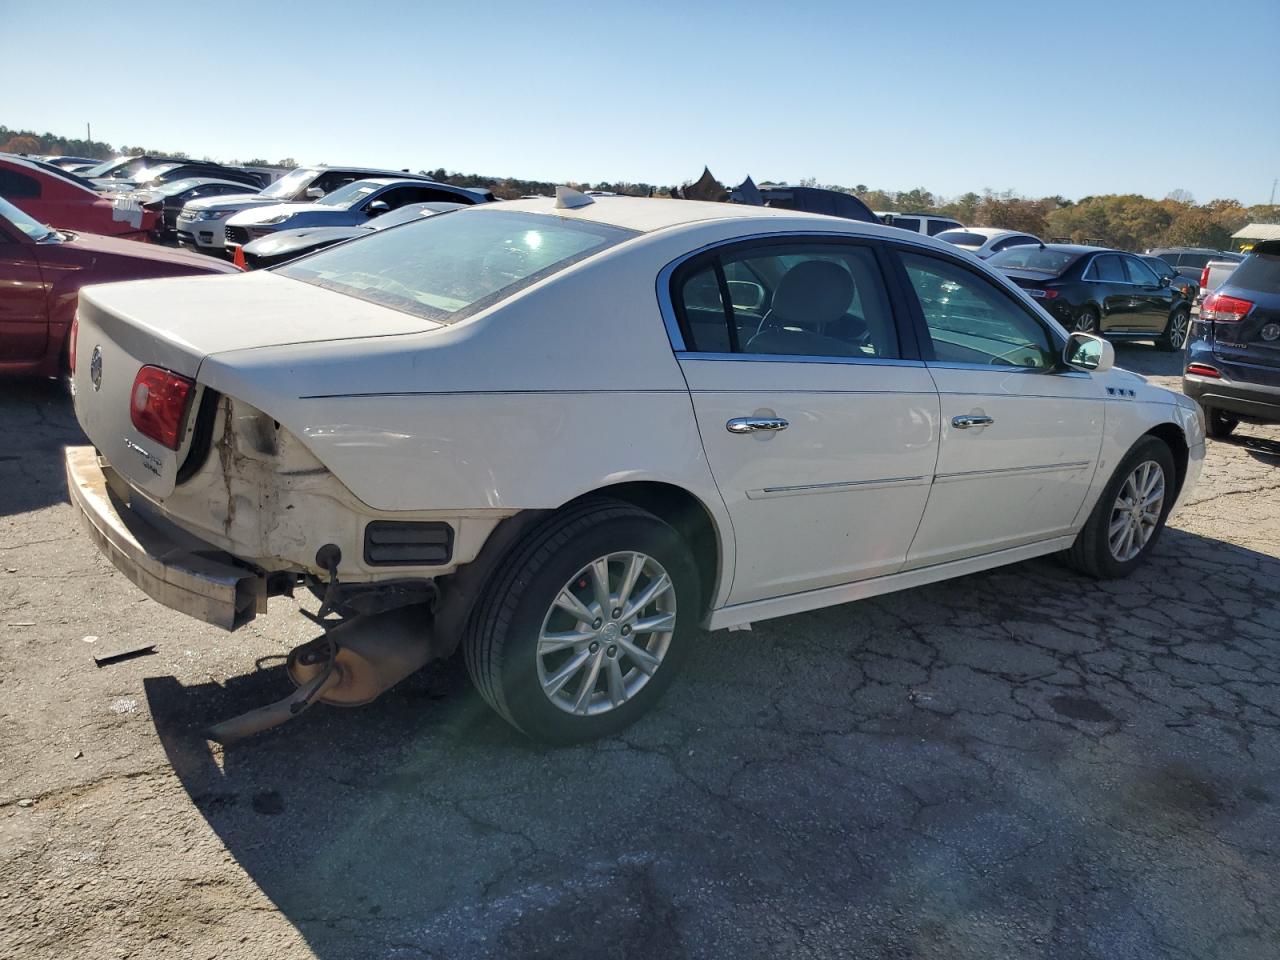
[433,481,727,657]
[1144,421,1189,498]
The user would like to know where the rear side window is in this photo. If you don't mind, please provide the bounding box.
[891,217,921,233]
[0,169,41,199]
[1123,256,1160,285]
[927,219,961,236]
[1089,254,1125,282]
[674,241,900,360]
[899,251,1056,369]
[276,210,634,322]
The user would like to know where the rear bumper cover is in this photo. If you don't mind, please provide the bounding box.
[1183,373,1280,423]
[65,445,267,629]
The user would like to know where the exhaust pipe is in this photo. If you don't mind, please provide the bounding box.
[206,606,434,745]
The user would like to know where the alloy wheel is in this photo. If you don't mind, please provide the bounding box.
[1107,460,1166,562]
[536,552,677,716]
[1169,311,1189,349]
[1075,312,1097,332]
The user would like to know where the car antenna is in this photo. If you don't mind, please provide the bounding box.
[555,185,594,209]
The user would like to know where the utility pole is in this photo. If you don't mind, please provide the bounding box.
[86,122,91,144]
[1271,177,1277,209]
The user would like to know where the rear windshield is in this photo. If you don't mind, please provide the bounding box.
[1227,253,1280,291]
[987,246,1079,274]
[936,231,988,246]
[276,209,636,322]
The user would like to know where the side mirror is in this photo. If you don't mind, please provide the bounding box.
[366,200,390,216]
[1064,332,1114,373]
[1159,275,1171,288]
[304,187,325,200]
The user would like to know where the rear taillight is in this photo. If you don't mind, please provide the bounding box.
[1026,288,1059,299]
[68,318,79,374]
[1200,293,1253,322]
[130,365,195,450]
[1200,265,1210,290]
[1186,363,1221,378]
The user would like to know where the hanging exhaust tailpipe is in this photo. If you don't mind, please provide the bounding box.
[206,605,435,745]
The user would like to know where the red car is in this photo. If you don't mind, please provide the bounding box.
[0,197,239,378]
[0,155,158,241]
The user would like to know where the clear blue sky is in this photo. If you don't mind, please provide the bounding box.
[4,0,1277,204]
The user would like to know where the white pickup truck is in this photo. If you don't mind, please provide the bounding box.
[1195,257,1243,313]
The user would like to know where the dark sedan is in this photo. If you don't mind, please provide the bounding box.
[988,243,1193,350]
[1182,240,1280,437]
[129,177,262,239]
[240,200,463,269]
[0,196,238,378]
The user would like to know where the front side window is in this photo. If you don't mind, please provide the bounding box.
[276,210,634,322]
[900,251,1055,369]
[0,169,41,199]
[674,242,900,360]
[316,181,382,209]
[260,168,321,199]
[0,196,55,240]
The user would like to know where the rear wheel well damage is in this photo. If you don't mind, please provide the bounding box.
[431,482,722,660]
[1144,422,1189,498]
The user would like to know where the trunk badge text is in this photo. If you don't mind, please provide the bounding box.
[123,438,163,477]
[89,346,103,391]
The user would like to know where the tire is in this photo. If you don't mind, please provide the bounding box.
[1204,406,1239,439]
[1073,307,1100,333]
[1062,436,1176,579]
[463,497,700,744]
[1157,307,1190,352]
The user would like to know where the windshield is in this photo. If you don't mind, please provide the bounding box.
[0,196,56,241]
[260,167,319,200]
[988,246,1078,274]
[276,210,636,322]
[132,163,180,184]
[316,181,383,209]
[80,156,133,178]
[936,231,989,247]
[368,202,462,229]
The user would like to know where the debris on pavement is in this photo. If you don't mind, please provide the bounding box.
[92,642,157,667]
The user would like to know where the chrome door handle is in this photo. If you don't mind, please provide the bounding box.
[952,414,994,429]
[726,417,790,434]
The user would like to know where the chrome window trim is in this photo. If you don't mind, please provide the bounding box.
[925,360,1089,378]
[677,352,925,368]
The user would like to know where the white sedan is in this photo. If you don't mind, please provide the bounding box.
[936,227,1044,259]
[66,192,1204,743]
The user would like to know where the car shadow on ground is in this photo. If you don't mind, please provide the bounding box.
[0,378,84,516]
[1110,342,1185,380]
[143,523,1280,960]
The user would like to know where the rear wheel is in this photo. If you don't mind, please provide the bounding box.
[1157,307,1190,351]
[1073,307,1099,333]
[463,498,700,744]
[1204,406,1239,439]
[1063,436,1176,579]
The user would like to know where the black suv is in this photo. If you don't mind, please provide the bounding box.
[1148,247,1244,284]
[989,244,1194,350]
[1183,240,1280,437]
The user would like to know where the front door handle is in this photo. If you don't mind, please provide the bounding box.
[952,414,994,430]
[727,417,790,434]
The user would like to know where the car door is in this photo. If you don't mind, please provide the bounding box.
[1121,254,1173,331]
[1085,253,1140,330]
[670,237,941,604]
[0,226,49,363]
[891,246,1105,568]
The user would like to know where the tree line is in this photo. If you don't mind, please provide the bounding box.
[4,124,1273,251]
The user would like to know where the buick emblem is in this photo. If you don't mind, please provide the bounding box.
[89,345,103,391]
[1262,323,1280,342]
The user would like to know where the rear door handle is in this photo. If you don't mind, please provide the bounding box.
[952,415,994,429]
[727,417,790,434]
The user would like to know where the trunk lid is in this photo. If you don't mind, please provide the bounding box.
[71,271,441,497]
[1211,286,1280,371]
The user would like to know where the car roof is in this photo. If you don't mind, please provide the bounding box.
[1038,242,1115,255]
[945,227,1022,239]
[475,195,917,236]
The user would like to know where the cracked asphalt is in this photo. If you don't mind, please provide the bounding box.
[2,345,1278,959]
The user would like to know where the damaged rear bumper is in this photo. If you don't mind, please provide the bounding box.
[65,445,267,630]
